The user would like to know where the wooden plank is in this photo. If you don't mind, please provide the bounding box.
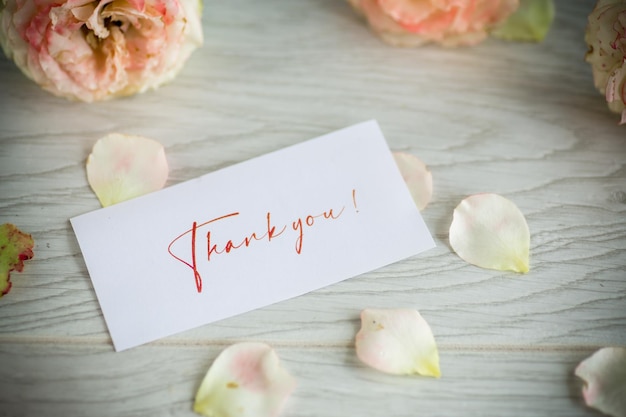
[0,343,599,417]
[0,0,623,416]
[0,0,624,349]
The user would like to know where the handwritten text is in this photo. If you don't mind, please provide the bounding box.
[167,190,358,293]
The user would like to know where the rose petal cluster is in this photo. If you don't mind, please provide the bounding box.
[0,0,203,102]
[585,0,626,124]
[348,0,519,47]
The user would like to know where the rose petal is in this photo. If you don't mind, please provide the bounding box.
[355,308,440,377]
[491,0,555,42]
[86,133,168,207]
[575,347,626,417]
[393,152,433,210]
[0,223,35,297]
[449,193,530,273]
[194,342,296,417]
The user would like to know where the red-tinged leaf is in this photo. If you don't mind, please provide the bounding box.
[0,223,34,297]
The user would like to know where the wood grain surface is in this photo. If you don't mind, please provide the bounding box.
[0,0,624,416]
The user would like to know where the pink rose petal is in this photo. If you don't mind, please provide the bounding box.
[575,347,626,417]
[449,193,530,273]
[393,152,433,210]
[194,342,296,417]
[86,133,168,207]
[355,308,441,377]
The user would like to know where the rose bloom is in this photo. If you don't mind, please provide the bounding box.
[348,0,519,47]
[0,0,203,102]
[585,0,626,125]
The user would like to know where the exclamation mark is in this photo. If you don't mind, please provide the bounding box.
[352,189,359,213]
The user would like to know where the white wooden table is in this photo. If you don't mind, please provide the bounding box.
[1,1,624,416]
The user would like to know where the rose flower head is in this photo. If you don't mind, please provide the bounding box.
[585,0,626,125]
[0,0,203,102]
[348,0,519,47]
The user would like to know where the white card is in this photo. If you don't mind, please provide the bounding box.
[71,120,435,351]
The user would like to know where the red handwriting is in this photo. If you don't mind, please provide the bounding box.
[167,212,240,293]
[291,209,343,254]
[352,188,359,213]
[167,193,356,293]
[207,212,287,261]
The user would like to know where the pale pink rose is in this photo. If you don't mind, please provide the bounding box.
[585,0,626,125]
[0,0,203,102]
[348,0,519,47]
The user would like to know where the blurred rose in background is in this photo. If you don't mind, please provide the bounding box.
[0,0,203,102]
[348,0,519,47]
[585,0,626,125]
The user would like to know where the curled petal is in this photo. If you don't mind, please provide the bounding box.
[575,347,626,417]
[194,342,296,417]
[0,223,35,297]
[449,193,530,273]
[86,133,168,207]
[491,0,555,42]
[355,308,440,377]
[393,152,433,211]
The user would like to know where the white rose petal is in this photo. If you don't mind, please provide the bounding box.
[194,343,296,417]
[449,193,530,273]
[86,133,168,207]
[393,152,433,211]
[355,308,441,377]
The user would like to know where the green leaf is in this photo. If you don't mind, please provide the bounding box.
[491,0,555,42]
[0,223,34,297]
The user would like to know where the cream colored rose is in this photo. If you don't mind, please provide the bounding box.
[0,0,203,102]
[585,0,626,124]
[348,0,519,47]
